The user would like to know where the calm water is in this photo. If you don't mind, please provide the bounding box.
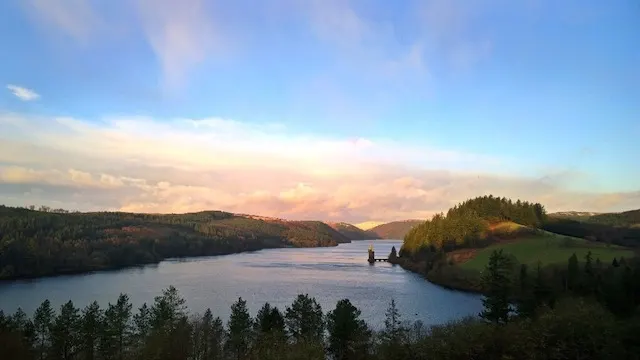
[0,240,482,328]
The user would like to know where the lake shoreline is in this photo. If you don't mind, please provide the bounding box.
[0,240,483,326]
[0,241,349,282]
[389,257,484,294]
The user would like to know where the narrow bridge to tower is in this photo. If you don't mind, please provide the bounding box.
[367,244,388,263]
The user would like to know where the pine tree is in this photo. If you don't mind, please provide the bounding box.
[567,253,579,291]
[285,294,324,343]
[253,303,287,360]
[479,250,513,324]
[226,297,253,360]
[378,299,407,360]
[533,262,553,309]
[132,303,150,358]
[326,299,371,360]
[208,316,225,360]
[516,264,536,318]
[149,286,189,360]
[583,251,595,295]
[101,294,132,360]
[80,301,103,360]
[33,299,54,360]
[389,246,398,262]
[51,300,81,360]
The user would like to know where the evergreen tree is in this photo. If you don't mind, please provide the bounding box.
[150,286,187,332]
[516,264,536,318]
[254,303,285,335]
[533,262,553,309]
[285,294,324,343]
[132,303,150,358]
[226,297,253,360]
[101,294,132,360]
[253,303,286,360]
[208,316,225,360]
[388,246,398,262]
[378,299,407,360]
[479,250,513,324]
[33,299,54,360]
[583,251,595,295]
[326,299,371,360]
[51,300,81,360]
[567,253,579,291]
[148,286,189,360]
[80,301,103,360]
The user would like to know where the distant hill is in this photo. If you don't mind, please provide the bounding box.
[549,209,640,228]
[354,221,384,230]
[369,220,423,239]
[587,209,640,227]
[327,222,380,240]
[0,205,350,280]
[549,211,602,221]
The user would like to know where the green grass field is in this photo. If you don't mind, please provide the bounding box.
[460,232,635,271]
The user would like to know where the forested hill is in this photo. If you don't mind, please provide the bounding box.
[0,205,349,280]
[368,220,422,239]
[327,222,380,240]
[402,195,546,253]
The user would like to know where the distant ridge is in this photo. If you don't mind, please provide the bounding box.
[369,220,423,239]
[327,222,380,240]
[354,221,385,230]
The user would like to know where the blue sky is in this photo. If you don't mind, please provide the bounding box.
[0,0,638,221]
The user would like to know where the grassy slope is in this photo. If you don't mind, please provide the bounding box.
[369,220,422,239]
[327,222,380,240]
[459,223,635,271]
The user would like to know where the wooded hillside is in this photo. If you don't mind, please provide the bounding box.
[0,206,349,280]
[327,222,379,240]
[402,195,546,254]
[368,220,422,239]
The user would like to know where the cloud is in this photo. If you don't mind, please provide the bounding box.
[22,0,226,92]
[6,85,40,101]
[1,112,638,222]
[135,0,227,91]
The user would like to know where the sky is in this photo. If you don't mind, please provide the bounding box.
[0,0,639,223]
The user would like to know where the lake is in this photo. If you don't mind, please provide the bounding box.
[0,240,482,328]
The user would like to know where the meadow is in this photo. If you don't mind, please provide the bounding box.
[460,232,635,271]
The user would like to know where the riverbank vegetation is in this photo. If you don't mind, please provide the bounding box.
[0,205,351,280]
[2,276,639,360]
[393,195,640,293]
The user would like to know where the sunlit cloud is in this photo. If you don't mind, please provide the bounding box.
[1,112,638,222]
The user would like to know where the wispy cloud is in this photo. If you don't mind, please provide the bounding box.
[136,0,227,92]
[1,112,637,221]
[26,0,100,43]
[6,85,40,101]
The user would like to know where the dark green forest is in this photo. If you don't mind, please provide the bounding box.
[402,195,547,253]
[0,205,350,280]
[2,250,640,360]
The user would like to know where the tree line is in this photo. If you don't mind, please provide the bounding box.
[0,205,348,280]
[402,195,546,253]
